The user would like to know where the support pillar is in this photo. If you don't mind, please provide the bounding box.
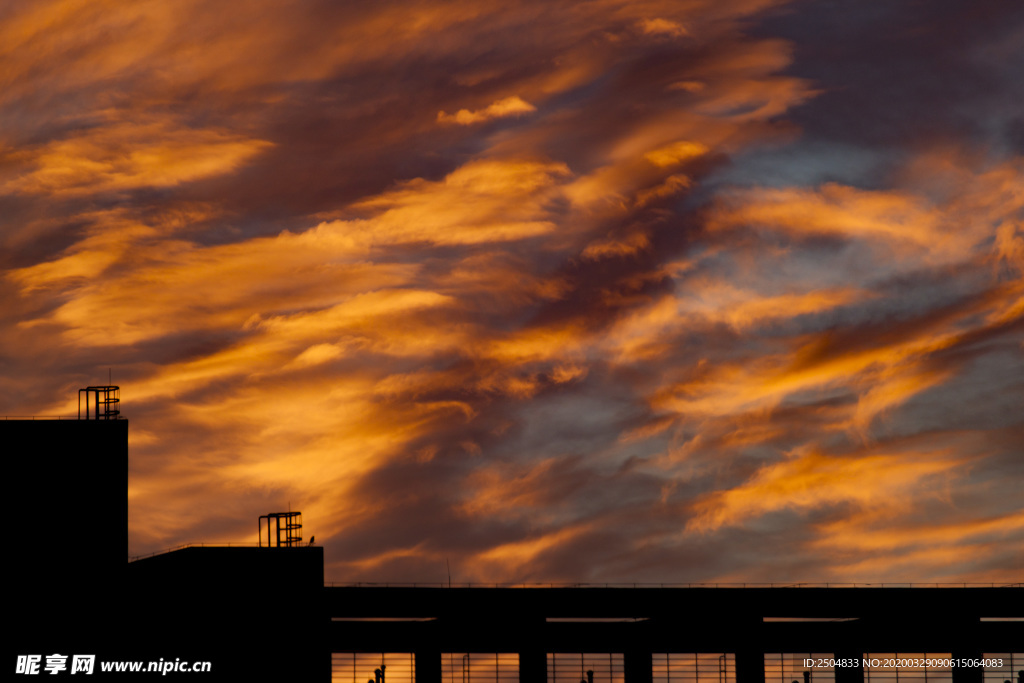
[834,652,863,683]
[624,651,652,683]
[950,652,983,683]
[520,650,547,683]
[416,651,441,683]
[736,652,765,683]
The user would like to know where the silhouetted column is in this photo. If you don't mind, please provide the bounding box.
[834,652,863,683]
[950,652,983,683]
[736,652,765,683]
[416,651,441,683]
[520,650,547,683]
[625,651,652,683]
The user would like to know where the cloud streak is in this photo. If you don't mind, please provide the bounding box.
[438,96,537,125]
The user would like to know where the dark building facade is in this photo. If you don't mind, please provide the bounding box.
[9,418,128,660]
[326,584,1022,683]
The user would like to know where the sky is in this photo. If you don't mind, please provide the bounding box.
[2,0,1022,584]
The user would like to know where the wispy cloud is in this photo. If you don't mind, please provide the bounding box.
[438,96,537,125]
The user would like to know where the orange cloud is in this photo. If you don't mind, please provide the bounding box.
[639,18,689,39]
[475,523,594,575]
[605,285,864,365]
[10,158,573,349]
[581,230,652,261]
[347,159,571,245]
[687,447,965,532]
[438,96,537,125]
[708,184,955,258]
[644,140,708,167]
[652,327,961,433]
[5,122,271,197]
[459,458,566,521]
[810,503,1024,582]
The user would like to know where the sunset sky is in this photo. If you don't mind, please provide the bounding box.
[2,0,1022,584]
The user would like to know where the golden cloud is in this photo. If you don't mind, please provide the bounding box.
[687,447,965,532]
[438,96,537,125]
[5,121,271,197]
[639,18,689,39]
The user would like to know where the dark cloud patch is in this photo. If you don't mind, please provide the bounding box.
[757,0,1024,149]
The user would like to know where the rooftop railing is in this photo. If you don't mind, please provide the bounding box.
[128,542,263,562]
[2,415,74,419]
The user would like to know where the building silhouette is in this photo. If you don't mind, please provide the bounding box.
[5,391,1022,681]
